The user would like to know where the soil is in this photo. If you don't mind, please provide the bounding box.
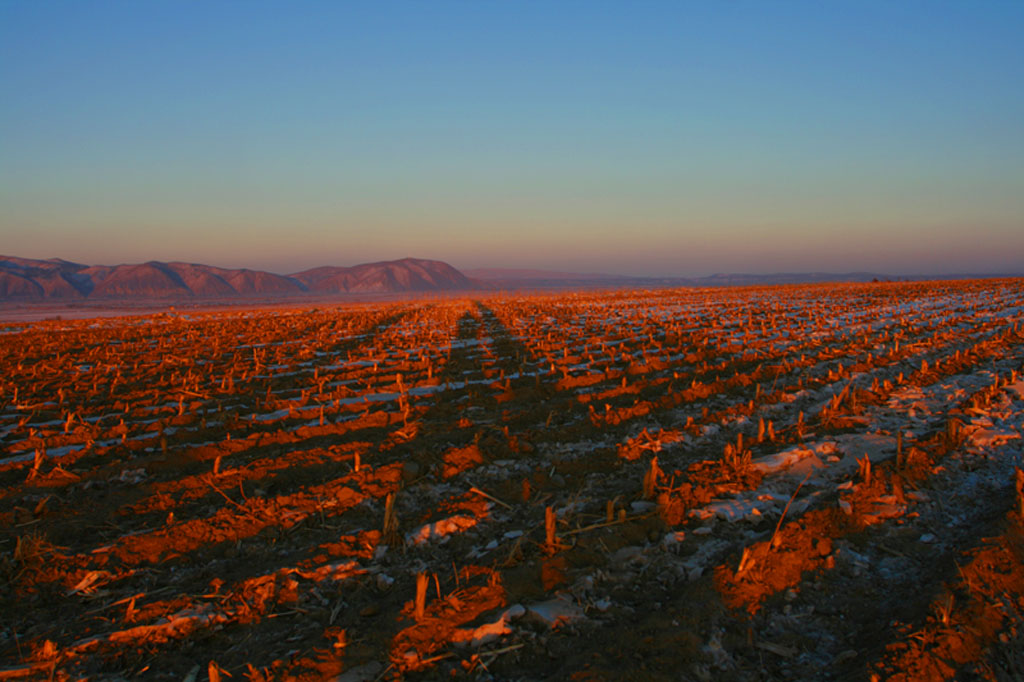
[1,279,1023,681]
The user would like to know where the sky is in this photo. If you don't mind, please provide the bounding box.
[1,1,1022,277]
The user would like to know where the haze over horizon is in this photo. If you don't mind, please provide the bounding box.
[2,2,1022,278]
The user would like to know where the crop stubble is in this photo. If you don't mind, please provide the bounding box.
[1,279,1023,680]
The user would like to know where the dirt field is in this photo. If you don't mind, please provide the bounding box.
[2,279,1023,681]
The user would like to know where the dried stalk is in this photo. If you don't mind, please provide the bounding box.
[769,471,812,550]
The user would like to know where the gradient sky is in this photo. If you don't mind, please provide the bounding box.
[2,1,1022,277]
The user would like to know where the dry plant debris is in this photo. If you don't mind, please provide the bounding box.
[1,279,1023,680]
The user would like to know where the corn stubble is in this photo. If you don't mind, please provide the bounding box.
[0,279,1022,680]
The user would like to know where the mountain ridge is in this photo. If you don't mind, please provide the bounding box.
[2,255,1018,303]
[0,256,478,302]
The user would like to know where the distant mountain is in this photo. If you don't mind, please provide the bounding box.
[0,255,476,302]
[0,257,92,299]
[292,258,474,293]
[3,255,1013,304]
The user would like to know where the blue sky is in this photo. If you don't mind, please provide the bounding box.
[2,1,1022,276]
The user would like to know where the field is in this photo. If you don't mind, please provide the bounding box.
[2,279,1024,681]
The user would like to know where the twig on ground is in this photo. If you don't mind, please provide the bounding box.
[469,486,512,510]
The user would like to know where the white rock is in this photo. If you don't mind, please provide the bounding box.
[526,596,585,628]
[454,604,526,648]
[752,444,826,476]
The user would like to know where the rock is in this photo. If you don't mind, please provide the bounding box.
[332,661,383,682]
[453,604,525,647]
[611,546,645,568]
[525,596,585,628]
[401,460,422,482]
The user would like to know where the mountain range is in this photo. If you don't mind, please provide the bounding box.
[0,255,473,302]
[2,255,1015,304]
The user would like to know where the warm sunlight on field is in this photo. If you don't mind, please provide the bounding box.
[2,280,1023,680]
